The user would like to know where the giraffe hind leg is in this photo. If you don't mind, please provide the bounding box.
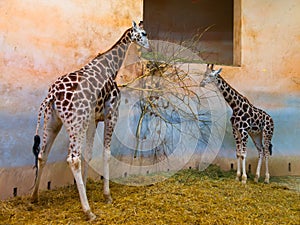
[82,119,97,187]
[31,108,62,202]
[263,133,273,184]
[249,132,263,183]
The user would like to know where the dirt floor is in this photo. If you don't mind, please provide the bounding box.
[0,166,299,225]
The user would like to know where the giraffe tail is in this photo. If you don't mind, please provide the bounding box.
[32,135,41,177]
[29,134,41,191]
[269,143,273,156]
[32,95,53,186]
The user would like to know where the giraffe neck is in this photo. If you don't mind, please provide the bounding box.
[86,28,132,80]
[214,75,250,111]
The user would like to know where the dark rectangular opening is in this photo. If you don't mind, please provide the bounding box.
[47,181,51,190]
[13,187,17,197]
[143,0,239,65]
[230,163,234,170]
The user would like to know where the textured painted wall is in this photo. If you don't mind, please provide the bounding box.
[0,0,299,167]
[224,0,300,93]
[0,0,142,167]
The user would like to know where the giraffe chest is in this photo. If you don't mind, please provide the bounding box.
[94,80,120,122]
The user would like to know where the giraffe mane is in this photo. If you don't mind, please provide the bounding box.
[97,27,132,57]
[217,74,253,106]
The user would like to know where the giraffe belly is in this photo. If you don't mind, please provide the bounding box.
[248,124,262,135]
[95,110,105,122]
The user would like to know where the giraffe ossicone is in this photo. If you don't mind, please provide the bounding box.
[31,21,150,221]
[200,64,274,184]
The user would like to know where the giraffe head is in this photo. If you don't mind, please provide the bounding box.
[130,21,151,51]
[200,64,222,87]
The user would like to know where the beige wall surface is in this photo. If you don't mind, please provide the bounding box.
[0,0,142,111]
[0,0,142,167]
[224,0,300,94]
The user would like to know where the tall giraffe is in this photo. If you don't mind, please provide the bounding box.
[200,64,274,184]
[31,21,151,220]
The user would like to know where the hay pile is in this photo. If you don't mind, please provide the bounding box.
[1,166,299,224]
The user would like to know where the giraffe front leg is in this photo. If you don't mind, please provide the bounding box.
[103,98,120,204]
[235,154,247,184]
[239,130,248,184]
[254,153,263,183]
[103,118,115,204]
[241,154,247,184]
[264,156,270,184]
[236,156,241,181]
[232,126,242,182]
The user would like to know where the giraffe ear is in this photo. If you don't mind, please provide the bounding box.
[212,68,222,76]
[132,21,137,29]
[216,68,222,74]
[138,21,144,28]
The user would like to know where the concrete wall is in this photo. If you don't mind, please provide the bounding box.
[0,0,299,199]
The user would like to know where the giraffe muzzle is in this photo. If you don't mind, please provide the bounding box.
[145,44,153,52]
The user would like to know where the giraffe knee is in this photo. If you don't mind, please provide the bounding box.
[37,151,48,167]
[237,153,246,160]
[67,155,81,170]
[38,158,46,168]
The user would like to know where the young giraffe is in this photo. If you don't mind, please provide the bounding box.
[200,64,274,184]
[31,21,151,220]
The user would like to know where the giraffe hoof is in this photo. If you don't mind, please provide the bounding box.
[31,195,39,203]
[104,194,113,204]
[254,176,259,183]
[235,177,240,182]
[241,175,247,184]
[86,210,96,221]
[264,174,270,184]
[264,179,270,184]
